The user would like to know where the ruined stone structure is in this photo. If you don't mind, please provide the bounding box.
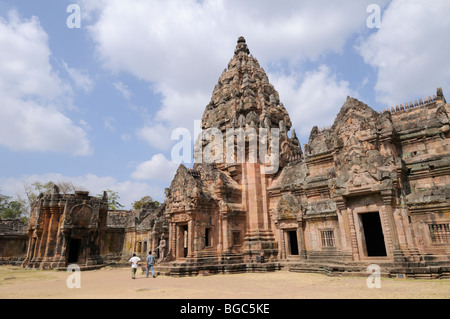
[161,37,450,277]
[2,37,448,278]
[107,203,169,264]
[0,218,28,265]
[22,188,109,269]
[19,185,168,270]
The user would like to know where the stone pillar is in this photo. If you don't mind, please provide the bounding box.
[297,222,307,259]
[381,189,404,262]
[222,217,230,252]
[169,222,176,261]
[23,231,34,267]
[56,232,68,268]
[346,208,360,261]
[245,162,264,230]
[37,209,51,262]
[217,217,223,252]
[335,197,354,261]
[282,230,288,259]
[261,174,271,230]
[275,225,284,259]
[243,162,277,260]
[31,230,42,266]
[188,219,194,258]
[43,205,60,260]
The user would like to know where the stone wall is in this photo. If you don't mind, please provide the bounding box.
[0,219,28,265]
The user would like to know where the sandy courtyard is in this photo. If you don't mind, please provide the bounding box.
[0,266,449,300]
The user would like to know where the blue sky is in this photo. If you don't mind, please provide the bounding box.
[1,0,449,209]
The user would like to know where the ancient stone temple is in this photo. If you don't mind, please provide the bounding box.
[163,36,301,274]
[23,188,109,269]
[7,36,448,277]
[21,186,168,270]
[161,37,450,277]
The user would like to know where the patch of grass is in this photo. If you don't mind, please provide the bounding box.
[0,266,57,285]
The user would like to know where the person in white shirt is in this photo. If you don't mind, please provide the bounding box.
[128,253,141,279]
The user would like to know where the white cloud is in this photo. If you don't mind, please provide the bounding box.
[121,133,132,143]
[0,97,92,155]
[270,65,354,141]
[104,117,116,131]
[113,81,132,100]
[63,61,94,93]
[80,0,381,145]
[131,153,179,183]
[357,0,450,106]
[136,123,173,151]
[0,11,92,155]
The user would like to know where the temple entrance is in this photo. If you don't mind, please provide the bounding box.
[177,224,189,259]
[68,238,81,263]
[183,225,188,257]
[287,230,299,255]
[360,212,387,257]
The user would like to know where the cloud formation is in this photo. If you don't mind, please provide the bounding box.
[131,153,179,183]
[0,11,91,155]
[357,0,450,106]
[80,0,378,143]
[270,65,355,138]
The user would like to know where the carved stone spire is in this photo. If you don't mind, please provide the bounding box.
[234,36,250,55]
[201,36,292,133]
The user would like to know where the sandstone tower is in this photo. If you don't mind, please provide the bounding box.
[162,36,450,277]
[12,36,449,278]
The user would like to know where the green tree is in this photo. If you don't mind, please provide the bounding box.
[24,180,82,205]
[24,181,56,205]
[0,193,28,223]
[97,189,125,211]
[132,195,160,210]
[0,194,12,214]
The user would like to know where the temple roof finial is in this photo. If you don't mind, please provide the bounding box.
[235,36,250,55]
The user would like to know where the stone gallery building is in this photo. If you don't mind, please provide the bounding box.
[0,218,28,265]
[1,37,449,277]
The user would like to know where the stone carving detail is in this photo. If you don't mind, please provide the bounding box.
[303,97,397,194]
[276,193,301,220]
[200,36,301,168]
[66,204,97,227]
[436,105,449,125]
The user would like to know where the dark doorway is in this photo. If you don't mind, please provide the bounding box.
[183,225,188,258]
[288,231,299,255]
[360,213,387,257]
[68,238,81,263]
[204,228,211,247]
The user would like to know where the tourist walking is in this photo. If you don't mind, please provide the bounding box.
[146,251,156,278]
[129,253,141,279]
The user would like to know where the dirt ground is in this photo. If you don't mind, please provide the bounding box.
[0,265,449,299]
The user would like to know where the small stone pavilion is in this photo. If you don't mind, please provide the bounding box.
[20,187,167,270]
[1,37,448,278]
[22,189,109,269]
